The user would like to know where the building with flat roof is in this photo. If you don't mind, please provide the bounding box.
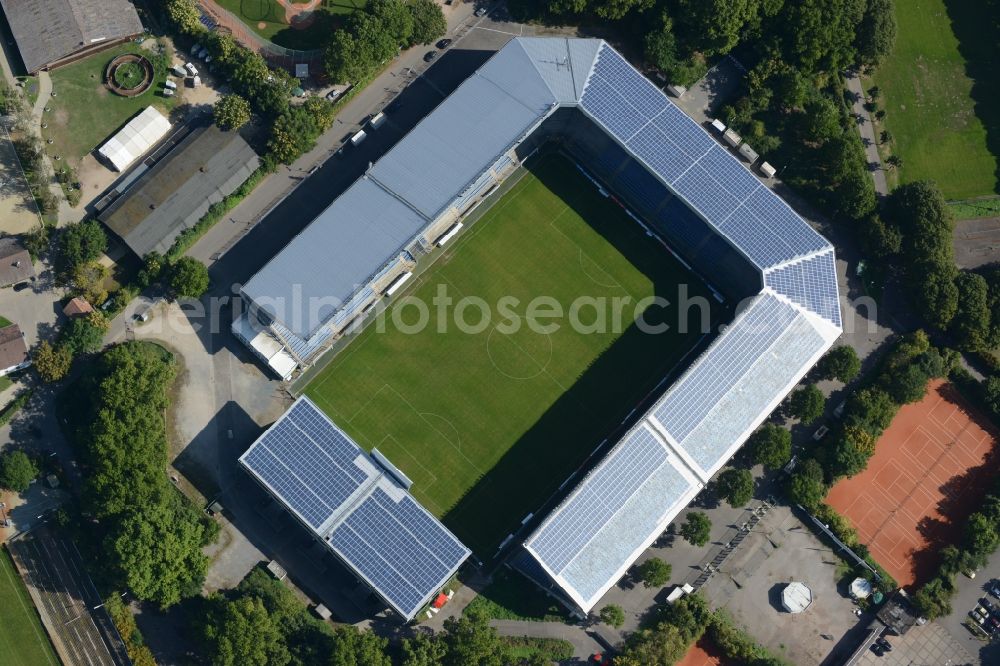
[0,0,143,74]
[238,37,842,616]
[98,124,259,257]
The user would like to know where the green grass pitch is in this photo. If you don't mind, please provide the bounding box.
[0,549,60,666]
[305,154,721,554]
[871,0,998,199]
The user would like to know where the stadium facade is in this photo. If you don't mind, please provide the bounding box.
[237,37,842,617]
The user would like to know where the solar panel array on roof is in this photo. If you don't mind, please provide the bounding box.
[240,397,469,619]
[765,249,842,327]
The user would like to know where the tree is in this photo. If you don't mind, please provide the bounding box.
[203,596,290,666]
[965,513,1000,560]
[985,376,1000,415]
[880,129,892,144]
[913,575,953,619]
[716,468,754,507]
[438,608,513,666]
[747,424,792,469]
[164,0,202,34]
[401,632,448,666]
[816,345,861,383]
[856,0,897,68]
[787,384,825,424]
[635,557,672,588]
[884,364,930,404]
[169,257,209,299]
[886,154,902,169]
[325,30,370,84]
[951,271,993,351]
[599,604,626,628]
[0,450,38,492]
[70,261,110,307]
[845,387,897,434]
[59,219,107,275]
[785,458,826,508]
[329,626,393,666]
[33,340,73,382]
[108,493,211,607]
[829,424,878,478]
[214,94,252,130]
[61,312,107,355]
[370,0,414,47]
[679,512,712,547]
[919,266,959,329]
[673,0,766,56]
[409,0,447,45]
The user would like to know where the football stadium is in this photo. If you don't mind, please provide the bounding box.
[237,37,842,619]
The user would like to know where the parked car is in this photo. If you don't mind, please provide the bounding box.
[988,581,1000,598]
[475,7,488,16]
[184,62,198,77]
[437,38,453,49]
[424,51,437,62]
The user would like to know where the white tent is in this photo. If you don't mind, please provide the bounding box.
[850,577,873,599]
[781,582,813,613]
[98,106,171,171]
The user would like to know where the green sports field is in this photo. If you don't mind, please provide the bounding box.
[871,0,999,199]
[305,154,723,554]
[0,548,59,666]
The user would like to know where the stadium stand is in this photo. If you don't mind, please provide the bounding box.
[239,37,842,615]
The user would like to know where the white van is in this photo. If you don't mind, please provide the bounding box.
[368,112,387,130]
[350,129,367,145]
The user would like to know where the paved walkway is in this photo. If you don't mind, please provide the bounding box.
[846,72,888,197]
[490,619,604,659]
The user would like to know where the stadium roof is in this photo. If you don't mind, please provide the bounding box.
[98,106,171,172]
[98,125,259,257]
[239,397,470,620]
[241,37,842,614]
[0,0,143,74]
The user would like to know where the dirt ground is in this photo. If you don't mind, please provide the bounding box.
[0,134,42,235]
[953,217,1000,269]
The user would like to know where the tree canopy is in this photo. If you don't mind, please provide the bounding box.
[409,0,447,45]
[214,94,252,130]
[747,423,792,469]
[600,604,626,628]
[856,0,897,68]
[0,450,38,492]
[785,458,826,508]
[636,557,672,588]
[169,257,210,300]
[816,346,861,383]
[679,511,712,547]
[33,340,73,382]
[787,384,825,424]
[716,468,754,507]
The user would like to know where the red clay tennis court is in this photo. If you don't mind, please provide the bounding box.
[676,638,736,666]
[826,378,999,587]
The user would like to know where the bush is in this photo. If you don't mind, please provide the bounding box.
[0,449,38,492]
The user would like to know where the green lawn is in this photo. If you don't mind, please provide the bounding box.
[214,0,365,49]
[0,549,60,666]
[305,154,721,554]
[464,567,572,623]
[43,41,179,171]
[871,0,999,199]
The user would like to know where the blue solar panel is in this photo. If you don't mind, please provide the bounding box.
[626,124,693,184]
[331,488,468,617]
[766,250,841,326]
[651,103,716,161]
[581,76,649,139]
[592,47,667,118]
[744,188,829,261]
[613,159,671,213]
[242,445,333,528]
[652,294,800,442]
[718,206,795,268]
[671,166,740,225]
[528,427,667,573]
[697,145,761,201]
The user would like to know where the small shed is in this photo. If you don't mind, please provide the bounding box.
[759,161,777,179]
[63,297,94,318]
[738,143,759,163]
[723,128,741,148]
[781,582,813,613]
[710,118,726,134]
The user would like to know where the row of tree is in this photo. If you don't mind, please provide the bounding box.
[616,593,789,666]
[67,342,218,607]
[914,477,1000,619]
[785,331,955,509]
[190,567,553,666]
